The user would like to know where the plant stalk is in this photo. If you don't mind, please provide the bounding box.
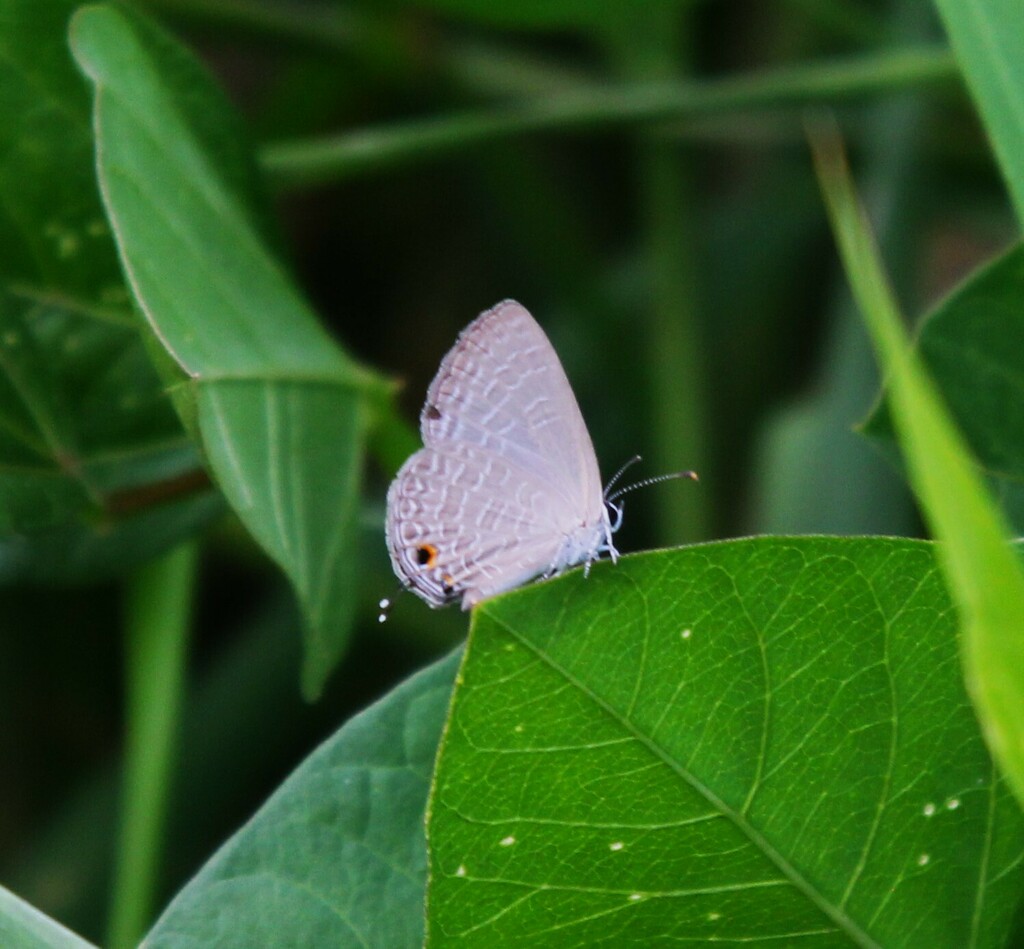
[107,542,199,949]
[260,46,956,187]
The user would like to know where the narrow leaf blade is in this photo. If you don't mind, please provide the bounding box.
[812,128,1024,807]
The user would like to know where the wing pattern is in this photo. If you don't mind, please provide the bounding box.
[387,301,611,609]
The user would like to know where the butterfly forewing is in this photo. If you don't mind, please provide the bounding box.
[421,300,603,511]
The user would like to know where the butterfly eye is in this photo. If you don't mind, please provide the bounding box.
[415,544,438,568]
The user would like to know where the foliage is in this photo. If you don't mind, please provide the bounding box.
[1,0,1023,947]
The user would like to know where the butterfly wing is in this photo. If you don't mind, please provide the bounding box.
[420,300,604,516]
[387,441,573,608]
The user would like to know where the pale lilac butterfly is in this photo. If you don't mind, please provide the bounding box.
[383,300,694,613]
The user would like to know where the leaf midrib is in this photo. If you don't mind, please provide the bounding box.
[483,608,883,949]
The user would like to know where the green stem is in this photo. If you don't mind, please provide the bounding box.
[107,542,199,949]
[140,0,592,96]
[780,0,886,45]
[601,9,708,542]
[140,0,373,48]
[260,46,956,187]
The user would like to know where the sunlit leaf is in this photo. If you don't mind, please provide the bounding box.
[428,540,1024,946]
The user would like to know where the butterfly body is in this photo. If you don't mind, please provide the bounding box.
[386,300,616,610]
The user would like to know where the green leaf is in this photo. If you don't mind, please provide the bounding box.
[863,242,1024,529]
[197,381,366,679]
[812,130,1024,809]
[932,0,1024,226]
[71,3,391,695]
[0,0,120,298]
[0,883,96,949]
[144,649,460,948]
[0,0,218,578]
[427,540,1024,947]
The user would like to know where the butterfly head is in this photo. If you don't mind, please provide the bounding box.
[601,456,699,545]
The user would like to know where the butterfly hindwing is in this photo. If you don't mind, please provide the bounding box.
[387,441,570,608]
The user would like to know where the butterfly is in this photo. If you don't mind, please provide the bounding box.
[384,300,694,611]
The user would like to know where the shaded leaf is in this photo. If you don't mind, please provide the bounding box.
[144,649,460,949]
[428,540,1024,946]
[0,0,120,298]
[71,3,390,695]
[863,242,1024,530]
[0,0,218,580]
[0,883,96,949]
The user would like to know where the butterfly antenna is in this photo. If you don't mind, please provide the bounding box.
[606,469,698,503]
[603,455,643,495]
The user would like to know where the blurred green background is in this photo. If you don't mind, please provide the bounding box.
[1,0,1016,942]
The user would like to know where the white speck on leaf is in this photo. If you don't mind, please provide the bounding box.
[455,865,467,877]
[923,803,936,817]
[681,628,692,639]
[917,853,930,866]
[499,835,515,847]
[609,841,624,851]
[946,797,961,810]
[628,893,643,902]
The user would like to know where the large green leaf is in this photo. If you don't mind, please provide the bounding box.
[932,0,1024,226]
[144,649,460,948]
[71,3,390,695]
[815,132,1024,808]
[427,540,1024,946]
[863,242,1024,530]
[0,0,217,579]
[0,883,95,949]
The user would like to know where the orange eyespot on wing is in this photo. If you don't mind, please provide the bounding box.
[415,544,439,568]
